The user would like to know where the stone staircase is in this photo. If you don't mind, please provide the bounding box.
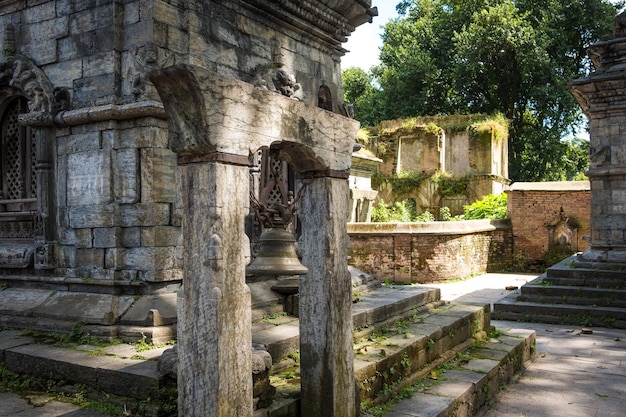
[257,281,535,417]
[494,257,626,329]
[0,274,536,417]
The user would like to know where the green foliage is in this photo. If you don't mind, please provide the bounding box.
[388,170,430,195]
[414,210,435,222]
[356,0,617,181]
[371,201,415,222]
[432,171,470,197]
[542,248,574,267]
[469,113,509,145]
[439,206,452,221]
[341,67,385,127]
[462,193,508,220]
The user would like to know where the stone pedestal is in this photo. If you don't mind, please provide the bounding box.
[570,30,626,268]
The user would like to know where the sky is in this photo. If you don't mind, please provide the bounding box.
[341,2,399,71]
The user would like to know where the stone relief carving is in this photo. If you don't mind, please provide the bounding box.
[0,246,34,268]
[0,56,49,112]
[52,87,71,116]
[130,43,173,101]
[0,25,57,120]
[589,146,610,166]
[253,67,303,100]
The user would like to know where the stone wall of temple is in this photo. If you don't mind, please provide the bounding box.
[0,0,368,281]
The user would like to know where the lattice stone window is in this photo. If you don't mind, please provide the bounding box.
[0,97,36,213]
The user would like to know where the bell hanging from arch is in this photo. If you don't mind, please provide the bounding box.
[246,228,309,276]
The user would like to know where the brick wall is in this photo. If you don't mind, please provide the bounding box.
[348,220,513,283]
[506,181,590,262]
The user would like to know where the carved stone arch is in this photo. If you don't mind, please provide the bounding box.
[0,55,58,270]
[0,54,55,115]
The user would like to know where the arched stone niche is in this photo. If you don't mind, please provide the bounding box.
[0,52,58,269]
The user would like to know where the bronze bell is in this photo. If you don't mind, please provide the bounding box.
[246,228,309,276]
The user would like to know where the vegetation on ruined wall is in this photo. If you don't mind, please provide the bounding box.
[343,0,619,182]
[371,193,508,223]
[468,113,508,145]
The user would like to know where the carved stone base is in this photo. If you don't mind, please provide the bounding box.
[0,245,34,269]
[573,247,626,269]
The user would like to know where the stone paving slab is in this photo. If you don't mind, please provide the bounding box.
[0,392,108,417]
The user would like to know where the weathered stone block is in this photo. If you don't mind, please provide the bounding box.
[73,74,117,107]
[138,268,183,282]
[154,1,184,28]
[141,148,177,203]
[23,3,56,24]
[75,248,105,268]
[117,124,169,149]
[124,1,140,25]
[113,148,139,204]
[58,131,101,155]
[70,7,113,33]
[84,51,117,78]
[122,20,153,51]
[105,247,175,270]
[93,26,117,53]
[93,227,121,248]
[68,151,113,206]
[141,226,181,247]
[48,58,84,89]
[70,205,115,228]
[58,35,91,61]
[121,227,141,247]
[115,203,171,227]
[58,227,93,248]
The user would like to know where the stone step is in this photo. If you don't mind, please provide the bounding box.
[353,302,491,403]
[267,322,536,417]
[0,329,168,403]
[492,258,626,329]
[494,294,626,329]
[252,285,443,361]
[517,277,626,308]
[0,287,178,344]
[545,261,626,288]
[368,325,535,417]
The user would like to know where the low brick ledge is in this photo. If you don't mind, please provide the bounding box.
[347,219,511,236]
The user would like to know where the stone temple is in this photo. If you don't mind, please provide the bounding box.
[0,1,378,415]
[0,0,374,337]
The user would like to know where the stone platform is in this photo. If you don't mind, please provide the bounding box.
[494,257,626,328]
[0,274,179,343]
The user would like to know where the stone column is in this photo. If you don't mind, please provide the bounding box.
[176,159,252,417]
[570,29,626,266]
[299,175,356,417]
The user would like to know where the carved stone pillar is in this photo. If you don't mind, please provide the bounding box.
[299,174,355,417]
[176,159,252,416]
[570,25,626,267]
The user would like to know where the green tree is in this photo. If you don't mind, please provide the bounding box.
[341,67,383,126]
[369,0,617,181]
